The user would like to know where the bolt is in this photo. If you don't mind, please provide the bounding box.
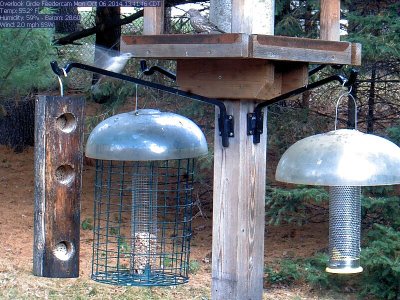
[249,130,253,134]
[228,116,232,120]
[229,132,234,137]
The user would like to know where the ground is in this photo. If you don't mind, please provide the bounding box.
[0,145,355,299]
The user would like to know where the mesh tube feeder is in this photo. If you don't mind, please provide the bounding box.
[275,128,400,274]
[85,109,208,286]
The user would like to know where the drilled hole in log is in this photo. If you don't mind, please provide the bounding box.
[53,241,74,261]
[56,113,76,133]
[55,165,74,185]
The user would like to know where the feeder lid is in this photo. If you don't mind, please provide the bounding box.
[276,129,400,186]
[86,109,208,161]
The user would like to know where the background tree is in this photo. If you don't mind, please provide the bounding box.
[343,0,400,133]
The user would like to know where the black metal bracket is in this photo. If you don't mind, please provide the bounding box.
[248,69,359,144]
[308,64,343,77]
[51,61,233,147]
[140,60,177,81]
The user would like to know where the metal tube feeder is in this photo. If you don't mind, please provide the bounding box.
[275,128,400,273]
[86,109,208,286]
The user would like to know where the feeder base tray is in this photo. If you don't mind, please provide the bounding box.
[91,271,189,287]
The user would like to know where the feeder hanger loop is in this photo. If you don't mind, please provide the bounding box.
[50,61,234,147]
[247,69,359,144]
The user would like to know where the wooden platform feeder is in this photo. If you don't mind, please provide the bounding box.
[33,0,361,298]
[121,1,360,299]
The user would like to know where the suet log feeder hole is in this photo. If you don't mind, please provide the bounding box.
[53,241,75,261]
[55,165,75,185]
[85,109,208,286]
[56,113,77,133]
[33,96,84,278]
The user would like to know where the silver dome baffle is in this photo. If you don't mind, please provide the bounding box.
[275,128,400,274]
[86,109,208,286]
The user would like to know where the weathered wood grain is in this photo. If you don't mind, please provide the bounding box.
[121,34,361,65]
[177,59,279,100]
[143,3,164,35]
[123,34,245,45]
[251,35,355,64]
[121,34,249,58]
[232,0,274,34]
[320,0,340,41]
[351,43,362,66]
[212,101,267,300]
[33,96,84,278]
[277,62,308,95]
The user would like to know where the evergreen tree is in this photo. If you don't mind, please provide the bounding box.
[343,0,400,62]
[275,0,319,38]
[342,0,400,133]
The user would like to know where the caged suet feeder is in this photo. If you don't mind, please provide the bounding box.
[85,109,208,286]
[275,95,400,274]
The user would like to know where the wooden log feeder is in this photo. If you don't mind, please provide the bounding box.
[33,96,85,278]
[33,0,361,298]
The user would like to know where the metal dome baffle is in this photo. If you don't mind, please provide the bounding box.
[86,109,208,286]
[275,128,400,274]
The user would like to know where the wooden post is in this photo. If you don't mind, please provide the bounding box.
[231,0,274,34]
[320,0,340,41]
[211,2,273,298]
[210,0,232,33]
[143,1,164,35]
[33,96,85,278]
[212,102,267,299]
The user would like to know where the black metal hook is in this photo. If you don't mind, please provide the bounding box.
[51,61,233,147]
[139,60,177,81]
[248,69,359,144]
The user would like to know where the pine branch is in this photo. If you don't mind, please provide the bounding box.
[54,0,199,46]
[0,30,32,91]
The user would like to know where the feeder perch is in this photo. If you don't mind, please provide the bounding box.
[85,109,208,286]
[276,128,400,274]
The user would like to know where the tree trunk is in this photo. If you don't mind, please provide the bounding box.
[303,1,314,38]
[92,7,121,103]
[367,64,377,133]
[55,7,80,34]
[301,2,314,109]
[0,98,35,152]
[94,7,121,51]
[275,0,291,26]
[164,7,172,34]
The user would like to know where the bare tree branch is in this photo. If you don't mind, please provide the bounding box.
[53,0,199,46]
[54,9,143,45]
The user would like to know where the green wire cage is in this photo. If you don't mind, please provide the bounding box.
[86,109,208,286]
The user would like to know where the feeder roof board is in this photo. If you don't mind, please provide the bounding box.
[121,34,361,66]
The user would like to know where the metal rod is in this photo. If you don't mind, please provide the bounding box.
[250,69,359,143]
[255,73,353,114]
[50,61,232,147]
[309,64,343,77]
[140,60,177,81]
[308,65,327,76]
